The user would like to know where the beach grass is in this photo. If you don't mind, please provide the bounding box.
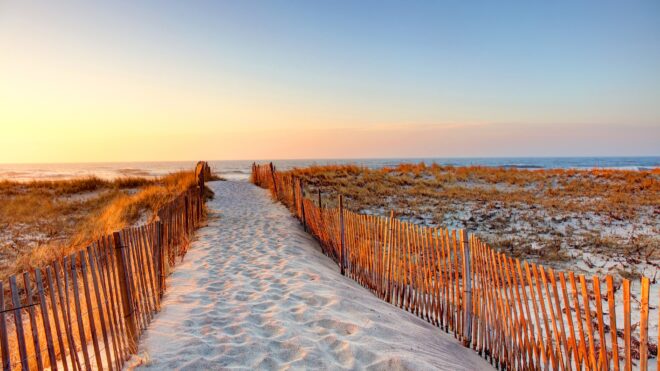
[0,171,198,280]
[288,163,660,276]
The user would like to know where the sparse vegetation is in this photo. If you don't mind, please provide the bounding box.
[0,171,197,279]
[289,163,660,277]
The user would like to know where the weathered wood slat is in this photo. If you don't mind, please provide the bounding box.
[68,255,92,370]
[22,272,44,371]
[45,266,69,371]
[34,269,57,371]
[639,277,649,371]
[91,242,121,370]
[79,250,103,370]
[606,276,620,371]
[9,276,29,371]
[102,237,128,362]
[54,261,82,371]
[0,282,10,371]
[138,226,159,312]
[87,244,113,370]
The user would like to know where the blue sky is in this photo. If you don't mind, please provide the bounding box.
[0,1,658,161]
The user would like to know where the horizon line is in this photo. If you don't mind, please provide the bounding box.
[1,154,659,166]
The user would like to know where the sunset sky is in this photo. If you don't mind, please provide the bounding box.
[1,1,658,163]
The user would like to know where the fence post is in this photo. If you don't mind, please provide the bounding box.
[269,162,278,198]
[195,162,205,221]
[461,229,472,347]
[339,195,346,276]
[112,231,138,353]
[386,210,395,300]
[300,179,307,232]
[184,194,189,235]
[318,189,322,209]
[292,177,297,213]
[157,221,168,296]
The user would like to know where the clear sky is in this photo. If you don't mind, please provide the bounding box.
[1,1,658,163]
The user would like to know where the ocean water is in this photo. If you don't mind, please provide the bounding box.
[0,157,657,182]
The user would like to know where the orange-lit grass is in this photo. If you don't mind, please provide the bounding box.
[291,163,660,216]
[0,171,197,280]
[286,163,660,267]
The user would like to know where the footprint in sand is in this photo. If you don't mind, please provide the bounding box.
[130,181,490,370]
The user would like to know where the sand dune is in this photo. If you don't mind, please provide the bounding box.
[127,181,490,370]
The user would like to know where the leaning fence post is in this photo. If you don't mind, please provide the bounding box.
[195,161,206,221]
[339,195,346,276]
[300,179,307,232]
[461,229,472,347]
[113,231,138,353]
[269,162,278,198]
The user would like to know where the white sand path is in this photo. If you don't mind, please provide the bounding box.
[129,181,491,370]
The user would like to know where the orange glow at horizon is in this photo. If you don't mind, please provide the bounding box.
[1,2,658,163]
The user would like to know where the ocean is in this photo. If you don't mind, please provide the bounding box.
[0,157,658,182]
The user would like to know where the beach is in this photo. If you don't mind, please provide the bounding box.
[127,180,489,370]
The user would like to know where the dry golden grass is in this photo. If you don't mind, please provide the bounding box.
[0,171,197,280]
[288,163,660,274]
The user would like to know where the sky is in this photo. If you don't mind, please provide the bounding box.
[1,1,659,163]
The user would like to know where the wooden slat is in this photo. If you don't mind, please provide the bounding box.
[87,244,114,371]
[559,272,580,371]
[545,268,567,370]
[525,263,547,369]
[639,277,649,371]
[499,253,519,369]
[580,274,598,370]
[92,242,121,370]
[9,275,29,371]
[130,229,150,328]
[622,279,631,371]
[606,275,619,371]
[138,226,159,312]
[35,269,57,371]
[55,261,82,371]
[22,271,44,371]
[452,230,460,339]
[79,250,103,370]
[592,276,608,369]
[569,272,589,370]
[507,257,529,369]
[517,259,538,369]
[102,237,128,362]
[68,255,92,370]
[0,282,11,371]
[445,230,454,333]
[123,231,146,333]
[112,231,138,355]
[46,266,70,371]
[134,228,155,322]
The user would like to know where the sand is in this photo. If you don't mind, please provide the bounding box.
[127,181,490,370]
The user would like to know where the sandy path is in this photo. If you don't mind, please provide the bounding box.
[129,181,490,370]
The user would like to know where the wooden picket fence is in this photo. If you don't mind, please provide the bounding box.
[0,161,211,370]
[252,162,658,371]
